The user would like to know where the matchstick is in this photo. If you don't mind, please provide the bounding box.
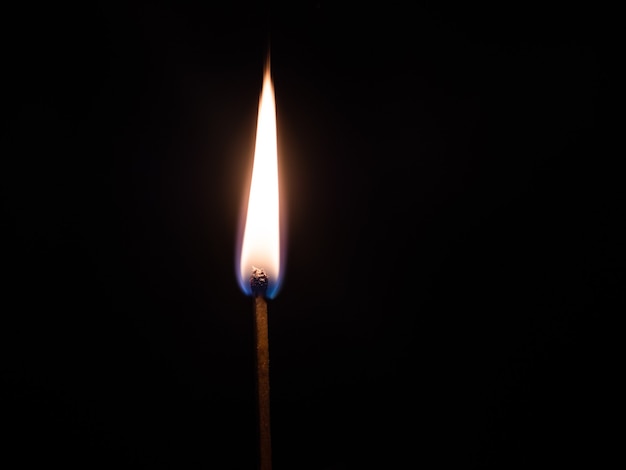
[252,267,272,470]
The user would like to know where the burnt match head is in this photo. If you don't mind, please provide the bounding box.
[250,266,269,297]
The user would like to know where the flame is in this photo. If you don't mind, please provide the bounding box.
[237,61,283,298]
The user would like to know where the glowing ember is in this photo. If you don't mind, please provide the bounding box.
[237,61,283,298]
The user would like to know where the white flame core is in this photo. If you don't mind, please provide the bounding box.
[239,66,281,295]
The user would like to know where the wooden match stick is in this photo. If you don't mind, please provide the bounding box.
[252,268,272,470]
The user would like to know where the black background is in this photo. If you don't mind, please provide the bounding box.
[4,1,616,469]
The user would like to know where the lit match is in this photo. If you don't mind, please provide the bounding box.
[236,57,284,470]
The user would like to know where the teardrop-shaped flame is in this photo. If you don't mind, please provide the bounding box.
[236,61,283,298]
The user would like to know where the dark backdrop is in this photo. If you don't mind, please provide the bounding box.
[4,1,614,469]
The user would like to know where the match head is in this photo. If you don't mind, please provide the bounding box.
[250,266,269,297]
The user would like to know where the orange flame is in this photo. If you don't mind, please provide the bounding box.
[237,61,283,298]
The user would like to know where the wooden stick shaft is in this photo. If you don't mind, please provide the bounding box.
[254,296,272,470]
